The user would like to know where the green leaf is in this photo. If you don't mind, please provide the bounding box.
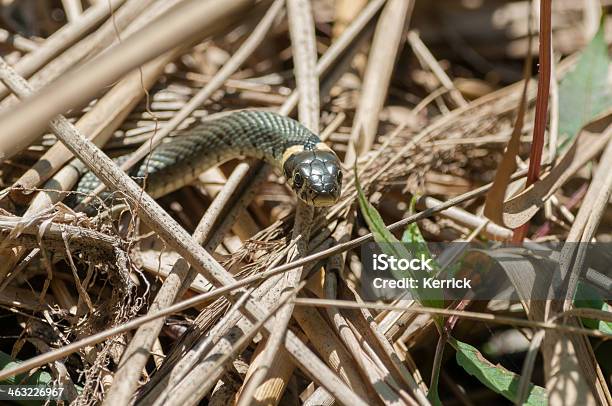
[574,282,612,334]
[558,21,612,151]
[449,337,547,405]
[354,166,414,277]
[354,166,443,309]
[401,196,423,243]
[0,351,53,386]
[401,196,441,274]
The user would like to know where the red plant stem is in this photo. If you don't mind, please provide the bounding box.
[513,0,552,242]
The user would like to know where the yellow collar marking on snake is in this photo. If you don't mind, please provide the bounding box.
[281,144,307,167]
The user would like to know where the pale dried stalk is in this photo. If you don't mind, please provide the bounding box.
[61,0,84,22]
[238,346,296,406]
[0,0,156,108]
[0,28,39,52]
[237,1,318,404]
[156,285,302,406]
[286,0,319,130]
[303,387,335,406]
[333,0,368,38]
[345,0,414,165]
[418,196,512,241]
[292,306,374,402]
[146,272,287,405]
[324,215,425,405]
[355,307,429,404]
[0,50,179,281]
[146,237,332,405]
[0,0,255,158]
[406,30,467,108]
[324,274,410,405]
[0,0,126,101]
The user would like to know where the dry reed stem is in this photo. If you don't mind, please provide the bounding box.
[142,235,338,403]
[325,215,425,404]
[158,284,305,406]
[292,305,375,403]
[345,0,414,165]
[61,0,83,22]
[354,306,429,404]
[0,0,159,109]
[324,274,411,405]
[418,196,512,241]
[0,0,126,101]
[145,266,289,404]
[406,31,467,108]
[333,0,368,38]
[0,0,255,158]
[0,29,39,52]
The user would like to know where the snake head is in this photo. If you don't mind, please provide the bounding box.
[283,149,342,207]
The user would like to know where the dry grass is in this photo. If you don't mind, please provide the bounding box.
[0,1,610,405]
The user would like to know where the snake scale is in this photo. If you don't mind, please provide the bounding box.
[73,110,342,210]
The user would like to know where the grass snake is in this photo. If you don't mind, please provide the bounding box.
[73,111,342,210]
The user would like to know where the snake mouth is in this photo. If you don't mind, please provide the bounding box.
[299,182,340,207]
[310,194,339,207]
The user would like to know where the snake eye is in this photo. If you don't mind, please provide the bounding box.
[293,172,304,188]
[337,171,343,182]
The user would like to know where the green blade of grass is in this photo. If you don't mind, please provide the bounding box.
[354,167,444,309]
[448,337,547,405]
[574,282,612,334]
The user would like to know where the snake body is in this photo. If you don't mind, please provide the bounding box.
[74,111,342,209]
